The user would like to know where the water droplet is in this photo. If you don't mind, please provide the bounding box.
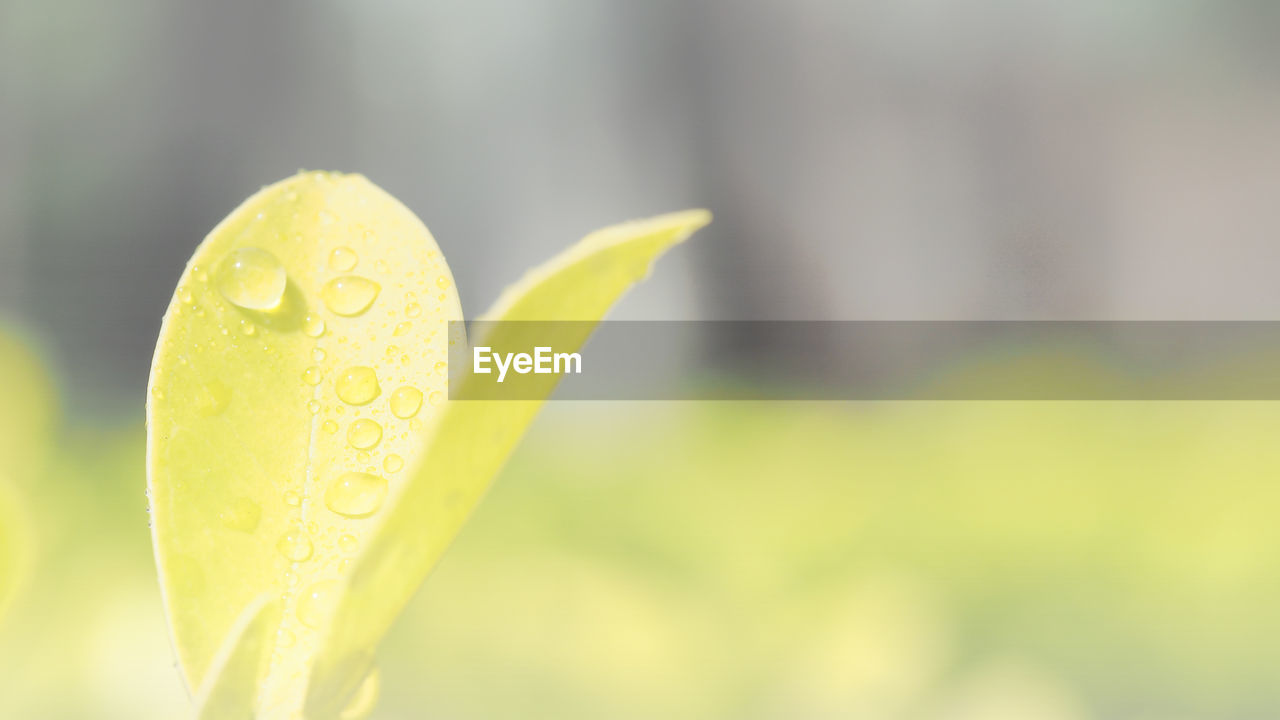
[335,366,380,405]
[405,303,422,318]
[297,580,339,628]
[322,420,339,434]
[303,314,326,337]
[375,259,390,274]
[313,348,326,362]
[393,321,412,336]
[428,390,443,406]
[383,454,403,473]
[219,497,261,532]
[177,287,194,304]
[283,490,301,507]
[307,399,321,415]
[151,387,165,400]
[389,386,422,418]
[434,361,447,376]
[321,276,381,317]
[339,534,358,552]
[277,529,314,562]
[215,247,287,310]
[329,246,358,271]
[356,451,372,464]
[347,419,382,449]
[436,275,451,290]
[324,472,388,517]
[302,366,323,386]
[197,380,232,416]
[240,319,257,336]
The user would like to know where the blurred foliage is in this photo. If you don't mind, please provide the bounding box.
[5,316,1280,717]
[0,323,56,624]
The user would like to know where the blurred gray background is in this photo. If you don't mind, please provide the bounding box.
[3,0,1280,412]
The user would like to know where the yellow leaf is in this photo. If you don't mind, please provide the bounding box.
[149,169,709,718]
[193,595,282,720]
[306,210,711,715]
[147,172,463,714]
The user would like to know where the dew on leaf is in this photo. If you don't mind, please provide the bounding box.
[321,276,381,317]
[303,314,326,337]
[215,247,288,310]
[328,246,358,272]
[276,529,314,562]
[297,580,339,629]
[324,472,387,518]
[335,366,380,405]
[389,386,422,418]
[383,454,403,473]
[347,419,382,450]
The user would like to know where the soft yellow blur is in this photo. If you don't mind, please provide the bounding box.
[4,324,1280,717]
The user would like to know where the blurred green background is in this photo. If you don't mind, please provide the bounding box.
[5,0,1280,718]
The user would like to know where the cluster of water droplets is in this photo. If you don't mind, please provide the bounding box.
[168,184,458,714]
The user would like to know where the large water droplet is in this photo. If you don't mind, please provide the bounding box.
[335,367,380,405]
[218,497,261,533]
[277,529,314,562]
[302,366,323,386]
[389,386,422,418]
[297,580,339,629]
[324,472,388,517]
[347,418,382,449]
[328,246,359,272]
[321,276,381,316]
[215,247,287,310]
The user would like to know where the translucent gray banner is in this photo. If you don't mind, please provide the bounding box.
[448,321,1280,400]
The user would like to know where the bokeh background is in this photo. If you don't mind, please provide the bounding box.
[4,1,1280,718]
